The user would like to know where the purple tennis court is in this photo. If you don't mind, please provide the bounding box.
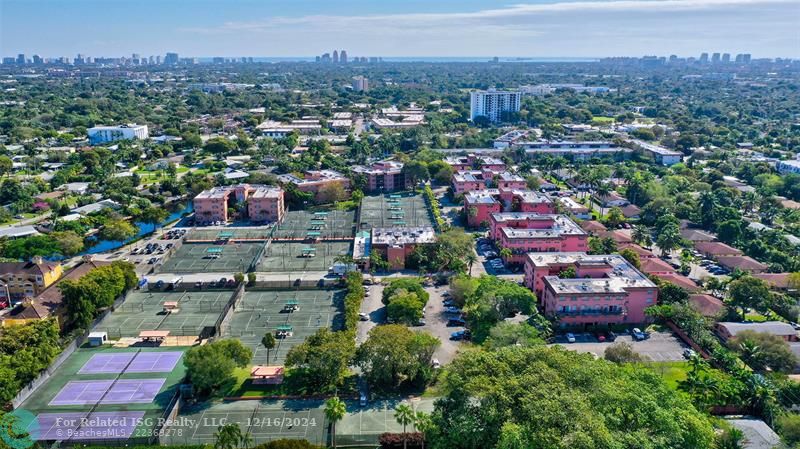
[78,354,135,374]
[126,352,182,373]
[34,411,145,440]
[49,379,166,406]
[78,352,182,374]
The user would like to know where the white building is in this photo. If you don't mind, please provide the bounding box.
[469,89,521,123]
[87,124,148,145]
[352,76,369,92]
[777,159,800,175]
[629,140,683,166]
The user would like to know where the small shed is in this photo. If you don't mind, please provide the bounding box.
[88,332,108,347]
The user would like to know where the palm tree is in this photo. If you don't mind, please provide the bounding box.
[213,423,248,449]
[395,403,416,449]
[414,411,434,449]
[737,339,763,369]
[466,252,478,276]
[325,396,346,449]
[596,182,612,217]
[261,332,276,363]
[632,225,650,248]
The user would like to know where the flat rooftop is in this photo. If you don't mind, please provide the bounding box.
[371,227,436,246]
[534,253,656,294]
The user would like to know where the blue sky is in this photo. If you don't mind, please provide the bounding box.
[2,0,798,58]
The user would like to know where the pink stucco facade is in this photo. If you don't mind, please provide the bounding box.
[352,161,410,192]
[464,190,555,228]
[193,184,284,224]
[524,252,658,326]
[490,213,587,264]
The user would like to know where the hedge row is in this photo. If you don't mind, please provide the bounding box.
[343,271,365,332]
[423,185,446,230]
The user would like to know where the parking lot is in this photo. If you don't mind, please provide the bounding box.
[551,330,689,362]
[355,283,465,365]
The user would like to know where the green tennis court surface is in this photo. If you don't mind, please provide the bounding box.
[95,290,234,338]
[359,193,435,229]
[157,241,265,273]
[185,227,272,242]
[223,289,343,365]
[271,210,356,240]
[161,400,327,446]
[258,241,352,273]
[19,345,188,444]
[335,398,436,446]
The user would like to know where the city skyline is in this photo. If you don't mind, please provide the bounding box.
[1,0,798,58]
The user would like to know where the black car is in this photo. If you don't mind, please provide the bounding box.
[447,317,466,327]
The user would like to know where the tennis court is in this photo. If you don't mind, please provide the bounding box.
[224,289,343,365]
[50,379,166,406]
[19,346,187,443]
[78,352,183,374]
[336,398,436,446]
[359,193,435,229]
[95,290,233,339]
[157,241,265,273]
[271,210,356,240]
[258,241,352,273]
[185,227,273,242]
[162,400,327,446]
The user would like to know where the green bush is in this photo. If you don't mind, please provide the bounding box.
[342,271,365,332]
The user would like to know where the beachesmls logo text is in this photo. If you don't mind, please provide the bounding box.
[0,409,38,449]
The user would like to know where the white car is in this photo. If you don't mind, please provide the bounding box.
[566,333,576,343]
[432,359,441,369]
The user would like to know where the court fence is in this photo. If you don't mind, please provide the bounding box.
[10,292,129,409]
[217,283,245,336]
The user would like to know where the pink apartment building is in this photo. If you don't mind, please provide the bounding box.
[352,161,410,192]
[524,252,658,327]
[193,184,284,224]
[464,190,554,227]
[491,213,588,264]
[452,170,527,194]
[444,154,506,172]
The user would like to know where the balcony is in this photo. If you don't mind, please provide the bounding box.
[557,308,626,316]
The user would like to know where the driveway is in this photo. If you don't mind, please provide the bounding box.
[412,286,465,365]
[356,283,385,344]
[551,330,689,362]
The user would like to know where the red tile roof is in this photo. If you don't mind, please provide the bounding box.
[689,294,725,317]
[654,273,701,292]
[639,257,676,274]
[716,256,769,273]
[754,273,793,289]
[694,241,743,256]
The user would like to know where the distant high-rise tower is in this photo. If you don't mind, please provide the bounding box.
[164,52,179,64]
[711,53,720,63]
[352,76,369,92]
[321,53,331,63]
[742,54,751,63]
[16,54,25,64]
[340,50,347,64]
[333,50,339,64]
[722,53,731,63]
[32,55,43,64]
[699,53,709,63]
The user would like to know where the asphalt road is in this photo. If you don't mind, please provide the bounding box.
[551,330,689,362]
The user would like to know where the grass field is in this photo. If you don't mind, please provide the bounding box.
[591,116,615,125]
[647,361,690,390]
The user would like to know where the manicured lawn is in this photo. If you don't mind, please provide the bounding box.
[648,361,689,390]
[745,312,767,322]
[592,116,615,125]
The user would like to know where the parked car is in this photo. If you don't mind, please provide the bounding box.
[607,331,618,342]
[450,329,472,341]
[596,332,606,342]
[444,306,462,314]
[414,319,427,327]
[632,328,646,341]
[358,312,369,321]
[566,333,576,343]
[359,393,368,407]
[443,299,455,307]
[683,348,697,359]
[432,359,441,369]
[447,317,466,327]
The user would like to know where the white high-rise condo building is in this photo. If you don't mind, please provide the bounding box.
[87,124,149,145]
[470,89,521,123]
[352,76,369,92]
